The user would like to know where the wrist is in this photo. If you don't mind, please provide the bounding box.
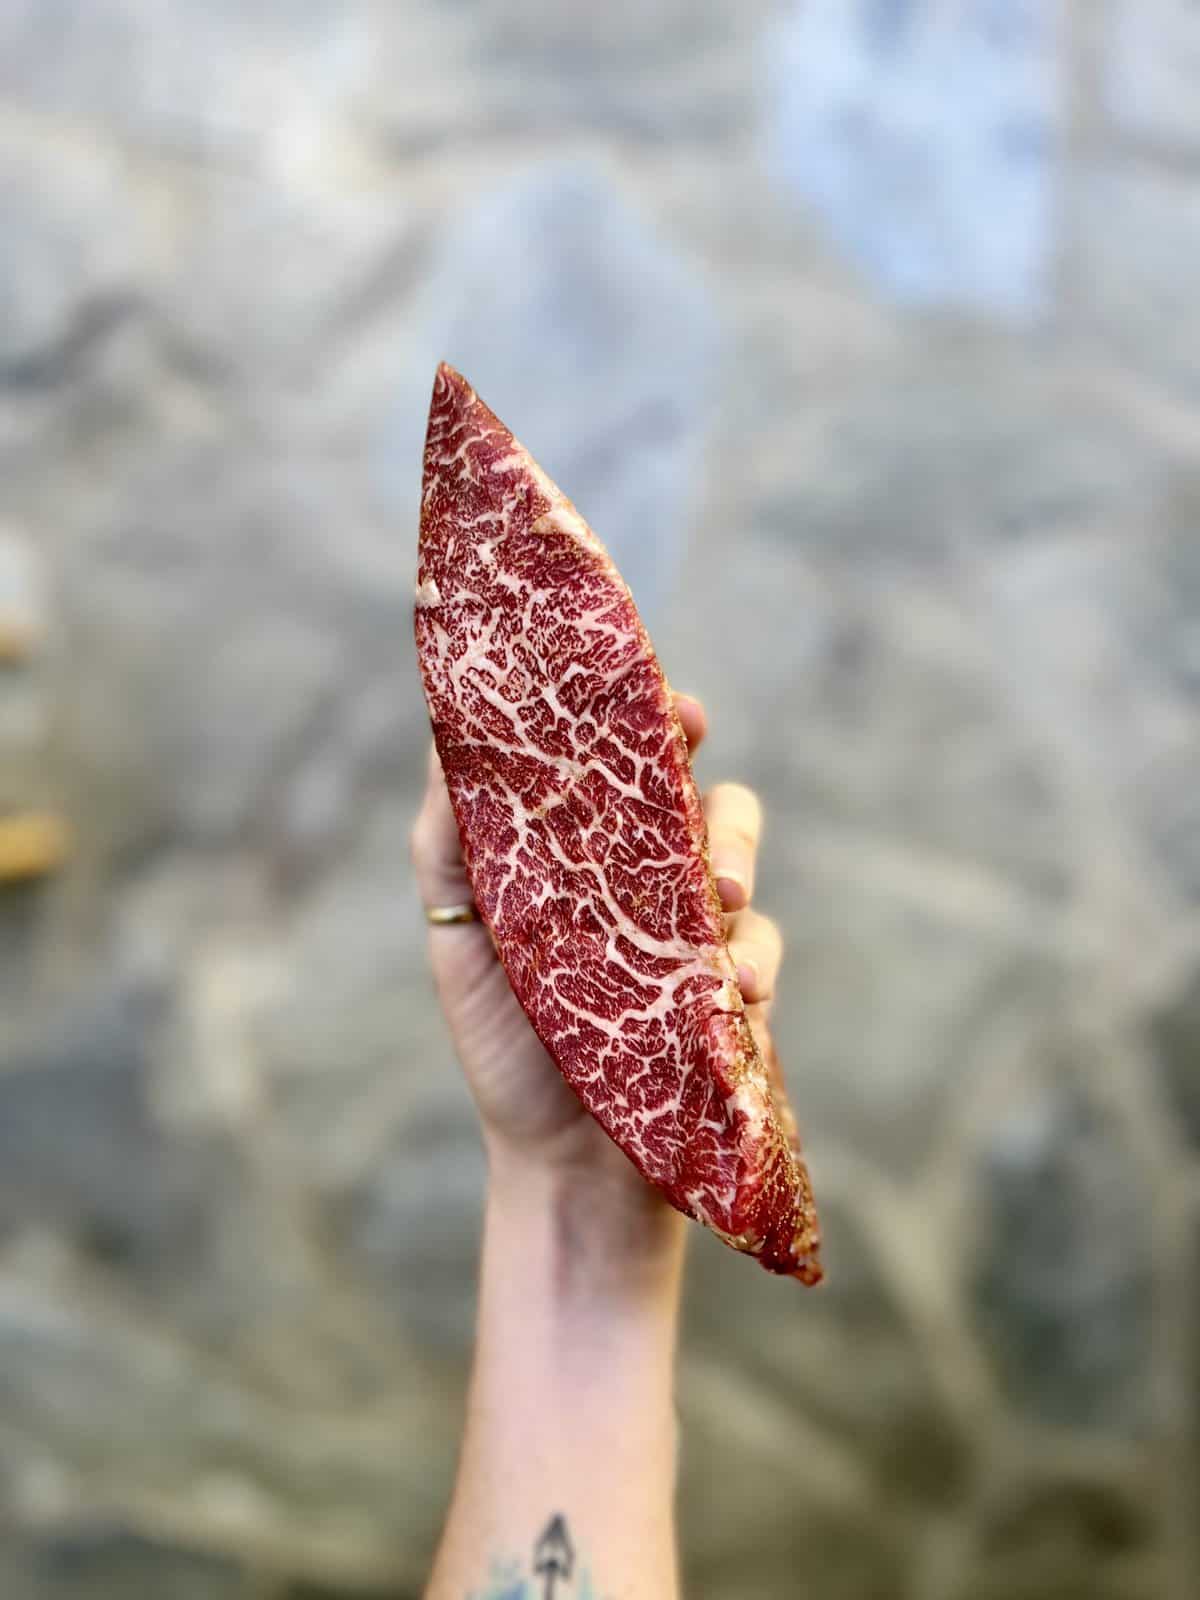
[484,1140,687,1312]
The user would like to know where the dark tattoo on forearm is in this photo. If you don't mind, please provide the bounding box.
[470,1513,605,1599]
[534,1514,574,1597]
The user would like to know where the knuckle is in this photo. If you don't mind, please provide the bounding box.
[719,781,762,821]
[716,820,758,854]
[745,909,783,956]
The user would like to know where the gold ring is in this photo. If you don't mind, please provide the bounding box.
[426,902,478,926]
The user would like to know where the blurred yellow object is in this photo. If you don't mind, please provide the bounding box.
[0,812,71,883]
[0,622,35,664]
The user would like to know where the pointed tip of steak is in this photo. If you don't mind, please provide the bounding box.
[428,362,508,456]
[421,363,608,576]
[431,360,469,418]
[415,366,822,1283]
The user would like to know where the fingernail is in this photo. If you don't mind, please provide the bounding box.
[716,872,748,910]
[737,960,760,998]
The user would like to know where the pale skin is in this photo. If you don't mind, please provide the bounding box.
[413,694,784,1600]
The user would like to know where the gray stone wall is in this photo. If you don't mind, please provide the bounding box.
[1,3,1199,1596]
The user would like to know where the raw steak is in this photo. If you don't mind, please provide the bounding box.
[415,364,821,1281]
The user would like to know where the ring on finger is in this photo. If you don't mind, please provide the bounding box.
[425,902,478,926]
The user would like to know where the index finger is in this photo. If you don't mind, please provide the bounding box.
[705,782,763,913]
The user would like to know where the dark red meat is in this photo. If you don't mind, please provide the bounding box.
[415,363,821,1281]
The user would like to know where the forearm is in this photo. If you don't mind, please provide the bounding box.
[425,1152,686,1599]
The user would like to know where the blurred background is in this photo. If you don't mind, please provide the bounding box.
[1,2,1198,1597]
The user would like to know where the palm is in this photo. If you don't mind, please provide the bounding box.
[412,694,783,1184]
[429,925,596,1151]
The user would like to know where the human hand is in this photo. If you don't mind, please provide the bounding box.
[410,695,785,1243]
